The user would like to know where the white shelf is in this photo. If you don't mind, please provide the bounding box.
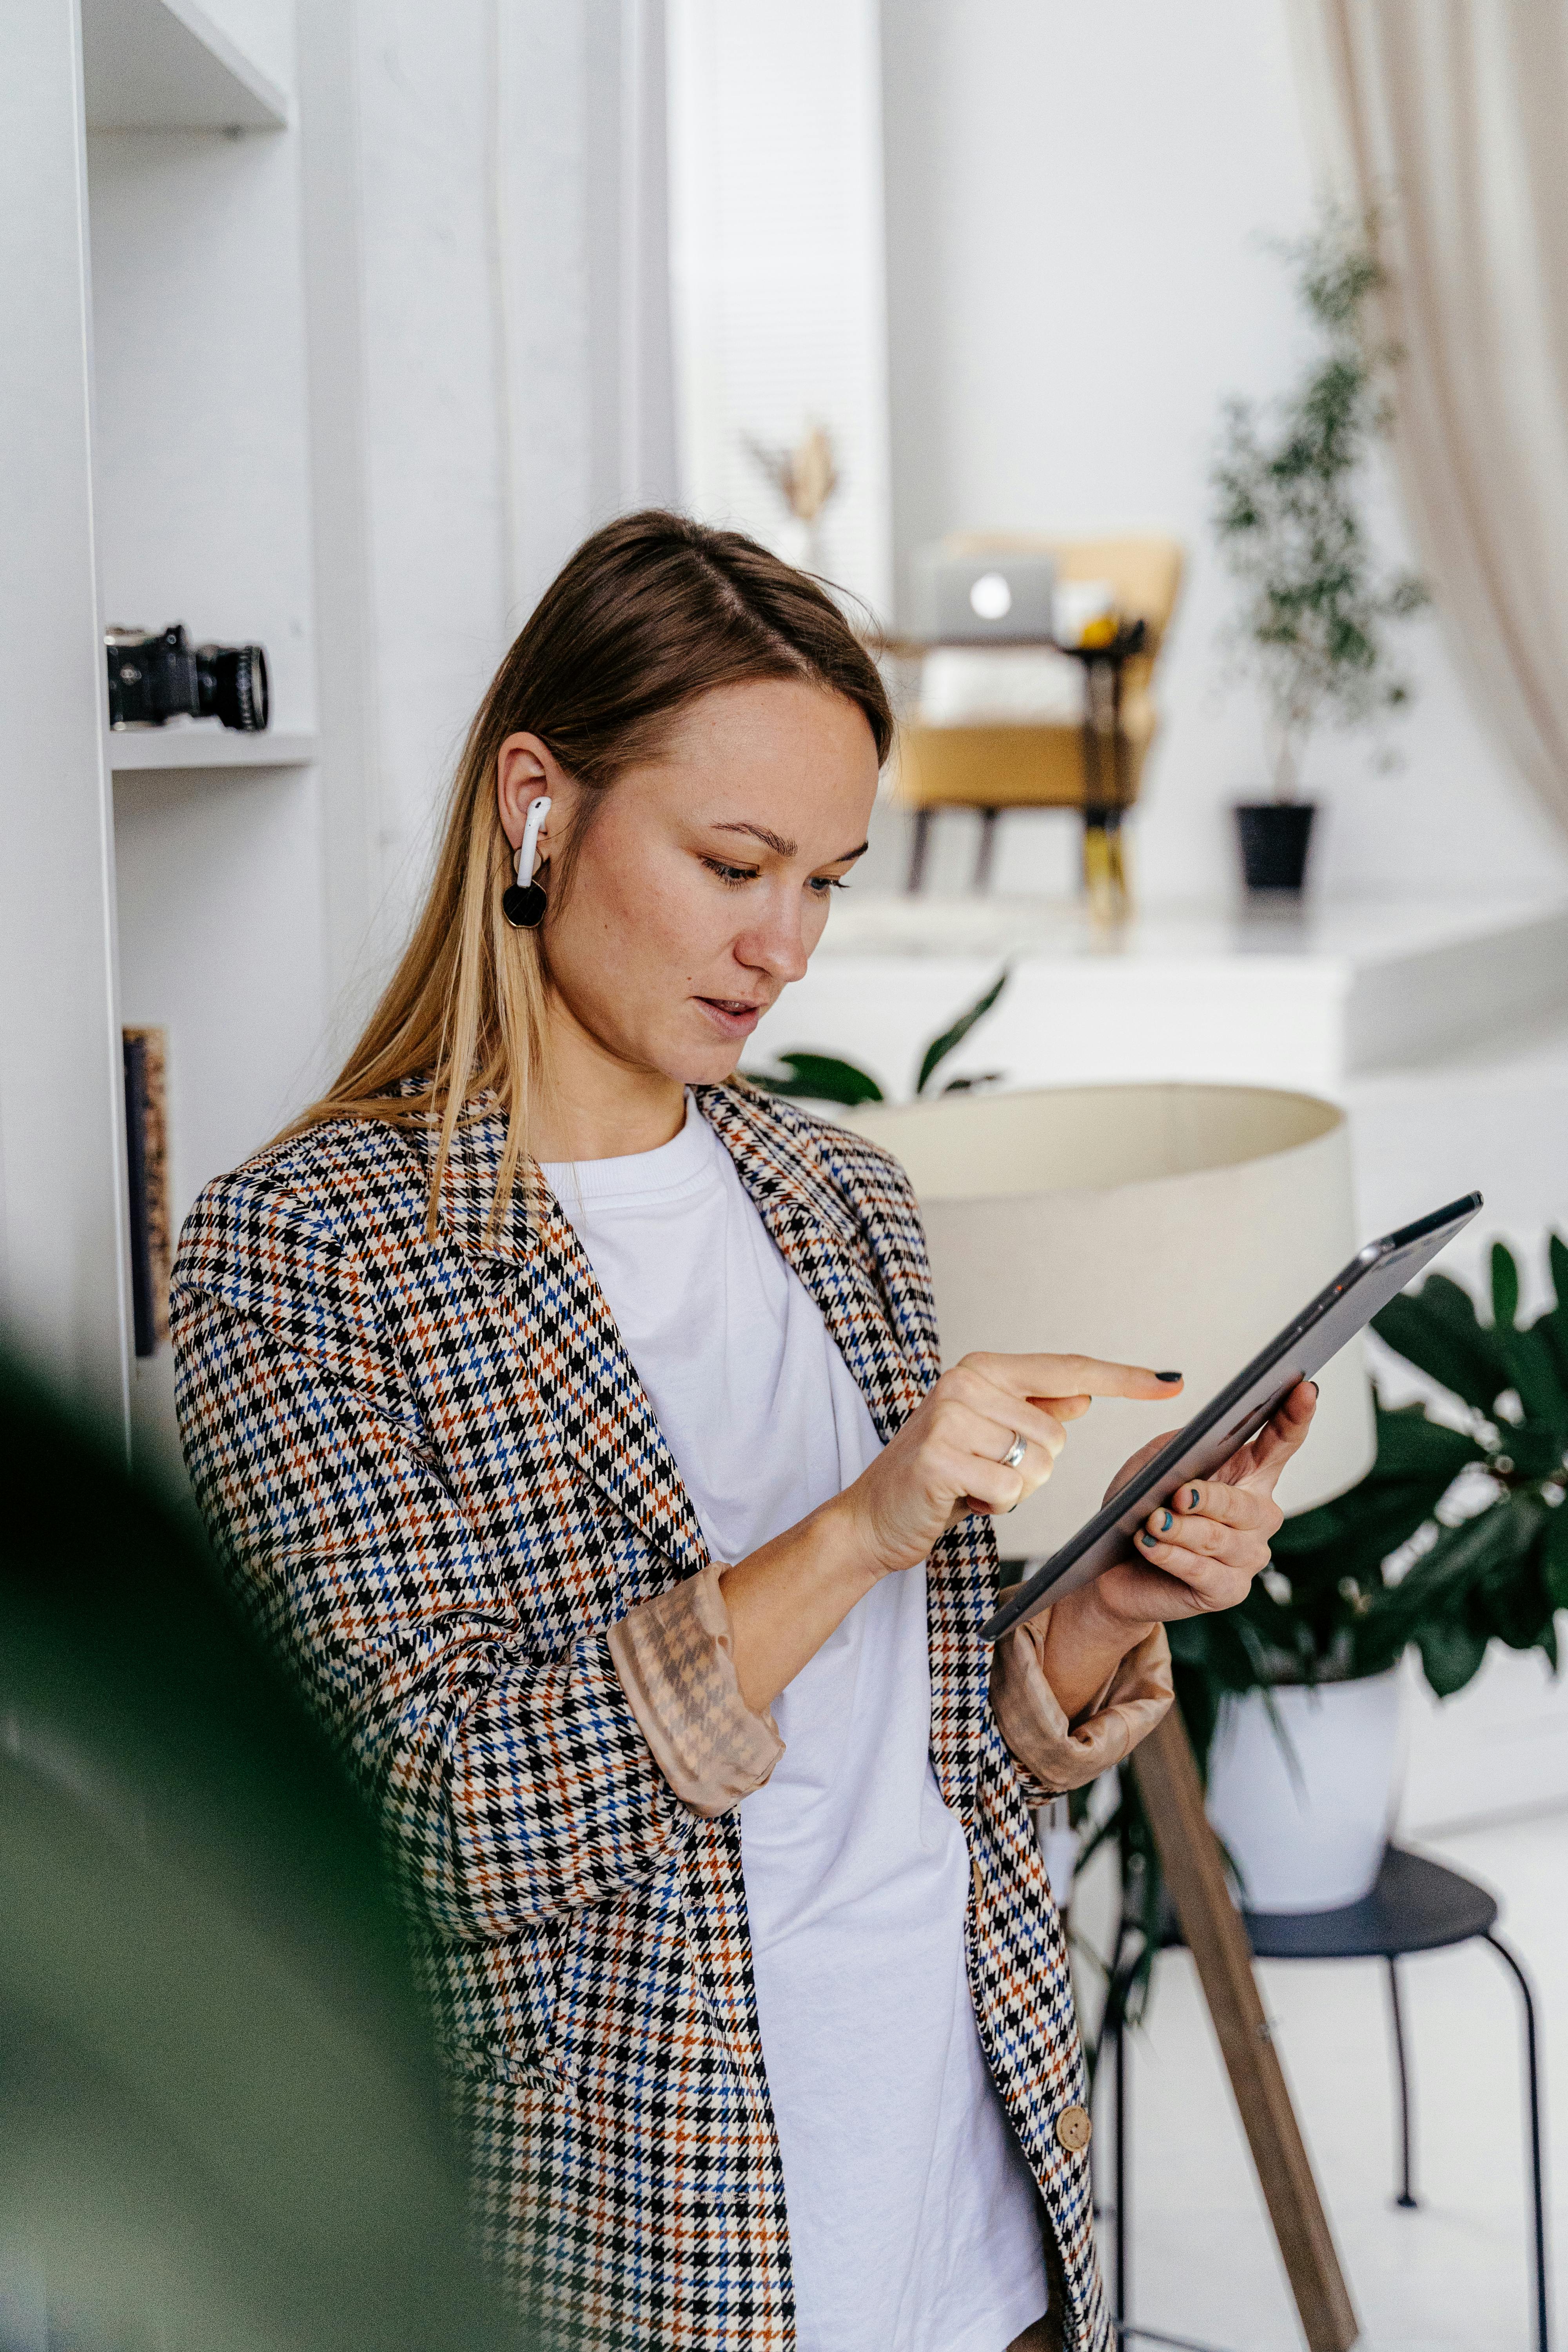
[109,727,317,771]
[82,0,289,133]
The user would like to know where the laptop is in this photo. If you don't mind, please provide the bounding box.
[908,547,1058,643]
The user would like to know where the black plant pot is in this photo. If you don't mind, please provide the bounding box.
[1234,802,1317,894]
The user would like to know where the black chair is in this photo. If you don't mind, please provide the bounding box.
[1100,1845,1552,2352]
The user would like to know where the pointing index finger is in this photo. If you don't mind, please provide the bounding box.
[1007,1355,1186,1403]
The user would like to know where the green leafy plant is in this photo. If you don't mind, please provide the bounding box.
[747,967,1008,1108]
[1167,1236,1568,1753]
[1071,1236,1568,2056]
[1212,209,1429,802]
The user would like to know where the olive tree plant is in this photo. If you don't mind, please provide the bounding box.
[1212,213,1429,802]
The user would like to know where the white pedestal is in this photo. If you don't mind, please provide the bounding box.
[750,893,1568,1103]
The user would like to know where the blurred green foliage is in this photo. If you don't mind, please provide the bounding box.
[748,966,1008,1107]
[0,1346,521,2352]
[1168,1236,1568,1764]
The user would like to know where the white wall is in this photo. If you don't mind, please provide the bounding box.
[340,0,513,989]
[303,0,678,1037]
[879,0,1568,904]
[669,0,893,615]
[499,0,679,612]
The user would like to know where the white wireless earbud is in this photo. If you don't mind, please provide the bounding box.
[502,794,553,929]
[518,795,551,883]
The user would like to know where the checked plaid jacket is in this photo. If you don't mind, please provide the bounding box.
[170,1079,1111,2352]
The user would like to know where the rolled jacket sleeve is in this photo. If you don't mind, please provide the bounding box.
[608,1565,784,1819]
[990,1602,1173,1799]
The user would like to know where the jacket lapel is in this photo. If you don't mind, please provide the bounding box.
[693,1084,930,1442]
[432,1102,710,1592]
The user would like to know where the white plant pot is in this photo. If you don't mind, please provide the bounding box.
[1203,1670,1404,1914]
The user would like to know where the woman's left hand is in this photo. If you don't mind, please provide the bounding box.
[1029,1379,1318,1725]
[1093,1376,1318,1632]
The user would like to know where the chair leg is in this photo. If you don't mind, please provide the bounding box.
[906,807,932,893]
[1485,1932,1552,2352]
[1098,1920,1138,2328]
[1385,1956,1419,2208]
[1115,2001,1130,2326]
[972,806,999,892]
[1101,1942,1238,2352]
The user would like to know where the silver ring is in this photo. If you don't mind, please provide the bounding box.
[1000,1430,1027,1470]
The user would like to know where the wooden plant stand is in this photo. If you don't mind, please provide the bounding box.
[1128,1709,1360,2352]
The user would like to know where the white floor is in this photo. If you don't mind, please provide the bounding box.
[1098,1809,1566,2351]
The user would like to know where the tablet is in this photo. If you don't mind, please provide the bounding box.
[979,1190,1483,1645]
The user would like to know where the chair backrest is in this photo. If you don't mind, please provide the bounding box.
[941,531,1183,653]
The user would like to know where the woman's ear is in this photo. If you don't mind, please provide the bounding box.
[497,732,566,851]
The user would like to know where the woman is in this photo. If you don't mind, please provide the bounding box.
[172,513,1312,2352]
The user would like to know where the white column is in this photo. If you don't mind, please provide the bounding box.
[0,0,131,1436]
[667,0,893,616]
[496,0,679,617]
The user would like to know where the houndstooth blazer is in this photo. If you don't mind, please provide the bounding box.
[171,1080,1110,2352]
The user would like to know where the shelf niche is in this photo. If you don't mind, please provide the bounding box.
[81,0,289,134]
[109,727,317,773]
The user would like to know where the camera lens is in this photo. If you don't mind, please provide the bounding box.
[196,644,269,731]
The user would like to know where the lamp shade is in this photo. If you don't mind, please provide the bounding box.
[849,1084,1376,1560]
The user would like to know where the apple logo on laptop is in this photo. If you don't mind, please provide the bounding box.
[968,571,1013,621]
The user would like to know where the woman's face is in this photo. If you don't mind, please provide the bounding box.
[497,677,880,1087]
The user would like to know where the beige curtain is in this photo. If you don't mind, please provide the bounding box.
[1291,0,1568,839]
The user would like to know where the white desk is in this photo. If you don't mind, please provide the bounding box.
[750,893,1568,1102]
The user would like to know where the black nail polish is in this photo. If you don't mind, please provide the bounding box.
[1309,1379,1320,1397]
[1155,1370,1183,1382]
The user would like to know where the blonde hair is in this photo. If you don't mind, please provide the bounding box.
[284,511,893,1237]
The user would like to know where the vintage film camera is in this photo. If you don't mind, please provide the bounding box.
[105,623,269,732]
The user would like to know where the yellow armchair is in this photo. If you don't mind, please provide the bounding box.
[894,533,1183,897]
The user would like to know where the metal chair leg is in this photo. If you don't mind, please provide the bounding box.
[1485,1931,1552,2352]
[972,805,998,892]
[1115,1996,1130,2325]
[1385,1956,1419,2208]
[1099,1929,1234,2352]
[1097,1920,1139,2328]
[906,806,932,893]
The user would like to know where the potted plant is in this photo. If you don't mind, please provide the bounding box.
[746,968,1008,1108]
[1074,1237,1568,2040]
[1212,212,1429,895]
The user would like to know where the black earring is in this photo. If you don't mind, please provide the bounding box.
[502,869,547,929]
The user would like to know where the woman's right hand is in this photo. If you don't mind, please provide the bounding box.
[831,1353,1186,1581]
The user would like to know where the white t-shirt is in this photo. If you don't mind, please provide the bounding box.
[541,1100,1047,2352]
